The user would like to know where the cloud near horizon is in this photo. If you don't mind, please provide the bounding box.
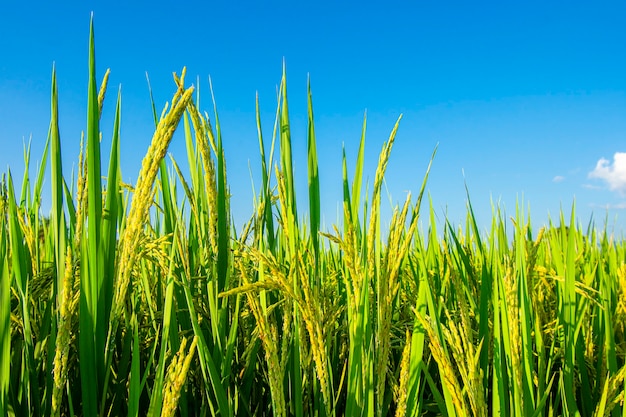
[589,152,626,194]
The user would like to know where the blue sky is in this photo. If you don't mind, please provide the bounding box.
[1,1,625,234]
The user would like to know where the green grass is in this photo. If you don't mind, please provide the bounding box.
[2,18,626,416]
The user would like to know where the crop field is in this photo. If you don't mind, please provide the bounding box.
[1,20,626,417]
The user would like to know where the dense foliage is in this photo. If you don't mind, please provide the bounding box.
[1,19,625,416]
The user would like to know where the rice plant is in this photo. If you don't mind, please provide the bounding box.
[2,16,625,416]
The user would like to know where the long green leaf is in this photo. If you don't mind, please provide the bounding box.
[80,16,104,417]
[307,76,321,258]
[0,189,10,417]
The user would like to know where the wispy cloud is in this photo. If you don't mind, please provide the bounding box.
[582,183,604,190]
[590,202,626,210]
[588,152,626,194]
[552,175,565,183]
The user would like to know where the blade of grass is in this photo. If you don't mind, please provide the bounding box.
[47,63,65,417]
[351,112,367,232]
[79,16,104,417]
[127,305,141,417]
[404,199,437,417]
[561,203,580,416]
[49,62,66,317]
[279,63,297,224]
[33,131,50,218]
[0,193,9,417]
[101,88,122,324]
[307,76,321,259]
[20,139,31,208]
[7,171,40,415]
[513,204,537,414]
[209,78,231,296]
[147,226,179,417]
[255,92,276,251]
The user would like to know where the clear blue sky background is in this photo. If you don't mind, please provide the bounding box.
[1,1,625,234]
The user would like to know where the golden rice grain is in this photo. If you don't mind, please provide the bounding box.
[115,72,193,318]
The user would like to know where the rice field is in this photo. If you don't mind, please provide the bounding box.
[2,19,626,417]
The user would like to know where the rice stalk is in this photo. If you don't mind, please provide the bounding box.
[394,330,412,417]
[186,101,219,259]
[417,313,466,415]
[97,69,110,116]
[114,70,194,319]
[161,336,198,417]
[51,246,75,416]
[234,255,286,417]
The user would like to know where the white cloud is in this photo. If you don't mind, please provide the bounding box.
[588,152,626,194]
[552,175,565,183]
